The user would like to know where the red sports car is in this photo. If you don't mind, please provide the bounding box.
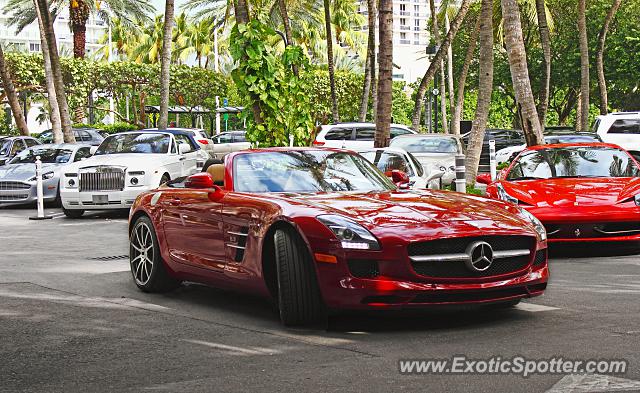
[479,143,640,243]
[128,148,548,325]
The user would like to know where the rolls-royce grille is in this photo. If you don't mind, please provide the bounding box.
[0,181,30,190]
[409,236,536,279]
[80,170,125,192]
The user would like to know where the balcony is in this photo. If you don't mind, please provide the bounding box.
[395,10,411,16]
[399,25,411,31]
[399,39,412,45]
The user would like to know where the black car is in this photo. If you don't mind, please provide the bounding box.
[38,127,105,146]
[0,136,42,166]
[462,129,525,172]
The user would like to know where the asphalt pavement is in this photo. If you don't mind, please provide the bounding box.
[1,206,640,392]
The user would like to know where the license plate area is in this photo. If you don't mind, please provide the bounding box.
[92,195,109,204]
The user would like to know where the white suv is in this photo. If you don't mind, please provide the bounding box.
[594,112,640,154]
[313,123,416,150]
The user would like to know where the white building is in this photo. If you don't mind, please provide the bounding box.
[357,0,435,84]
[0,0,107,132]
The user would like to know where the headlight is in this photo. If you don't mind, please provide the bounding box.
[29,171,54,181]
[635,194,640,206]
[64,173,78,188]
[127,171,145,187]
[317,215,380,250]
[496,183,519,205]
[517,207,547,241]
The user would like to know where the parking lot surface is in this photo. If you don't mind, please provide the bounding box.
[1,207,640,392]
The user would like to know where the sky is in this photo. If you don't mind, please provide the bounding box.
[150,0,190,14]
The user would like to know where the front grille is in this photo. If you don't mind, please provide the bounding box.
[533,249,547,266]
[409,236,536,279]
[410,286,528,304]
[545,222,640,239]
[80,169,124,192]
[0,194,28,201]
[0,181,30,190]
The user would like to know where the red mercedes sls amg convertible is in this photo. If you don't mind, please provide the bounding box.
[479,143,640,243]
[129,148,548,325]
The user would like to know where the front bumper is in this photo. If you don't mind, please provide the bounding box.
[61,187,150,210]
[0,180,58,207]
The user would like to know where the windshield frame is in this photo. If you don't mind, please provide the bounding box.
[94,132,173,155]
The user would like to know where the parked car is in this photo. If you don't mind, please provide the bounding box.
[60,130,209,218]
[359,148,445,190]
[209,131,251,159]
[38,127,105,146]
[0,143,94,207]
[128,147,548,326]
[495,132,603,164]
[462,129,525,172]
[594,112,640,154]
[389,134,464,186]
[313,123,416,150]
[0,136,41,166]
[479,142,640,243]
[146,127,214,156]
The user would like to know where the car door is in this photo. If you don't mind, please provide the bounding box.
[212,133,235,158]
[172,134,198,176]
[160,188,226,272]
[231,132,251,152]
[322,127,354,148]
[606,119,640,150]
[351,127,376,150]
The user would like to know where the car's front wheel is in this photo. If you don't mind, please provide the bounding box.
[130,215,180,292]
[62,208,84,218]
[274,227,324,326]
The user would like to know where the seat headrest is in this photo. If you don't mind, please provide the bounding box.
[207,164,225,185]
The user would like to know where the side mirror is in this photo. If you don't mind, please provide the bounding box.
[391,170,410,189]
[179,143,192,154]
[185,173,214,189]
[476,173,492,185]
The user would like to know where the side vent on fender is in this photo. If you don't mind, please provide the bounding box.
[227,227,249,262]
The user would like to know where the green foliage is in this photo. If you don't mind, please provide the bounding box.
[230,20,315,146]
[447,182,484,195]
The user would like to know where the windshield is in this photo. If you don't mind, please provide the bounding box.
[391,137,459,154]
[0,139,11,156]
[10,147,74,164]
[95,133,170,155]
[233,151,395,193]
[507,146,640,180]
[360,151,415,177]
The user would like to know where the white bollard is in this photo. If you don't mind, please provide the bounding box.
[29,155,52,221]
[454,154,466,193]
[289,134,294,147]
[489,139,497,181]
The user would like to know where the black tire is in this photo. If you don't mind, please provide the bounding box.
[159,174,170,187]
[62,207,84,218]
[130,215,180,293]
[274,227,324,326]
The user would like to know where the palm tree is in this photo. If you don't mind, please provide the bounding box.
[35,0,74,143]
[36,0,62,143]
[596,0,622,115]
[577,0,589,131]
[535,0,551,128]
[429,0,448,134]
[324,0,339,123]
[464,0,491,185]
[358,0,376,122]
[158,0,175,130]
[0,44,29,135]
[411,0,472,131]
[374,0,392,148]
[450,15,479,136]
[501,0,543,146]
[130,16,165,64]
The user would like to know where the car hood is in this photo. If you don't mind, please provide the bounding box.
[501,177,640,206]
[64,153,173,172]
[411,153,456,169]
[0,163,60,181]
[277,190,532,236]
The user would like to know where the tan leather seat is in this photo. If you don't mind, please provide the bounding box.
[207,164,225,187]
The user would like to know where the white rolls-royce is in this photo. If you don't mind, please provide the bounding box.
[60,130,208,218]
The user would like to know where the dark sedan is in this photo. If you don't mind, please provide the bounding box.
[38,128,105,146]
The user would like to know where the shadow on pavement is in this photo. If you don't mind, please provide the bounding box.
[549,242,640,259]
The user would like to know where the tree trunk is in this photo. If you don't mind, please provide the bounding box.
[277,0,298,76]
[535,0,551,128]
[374,0,393,148]
[70,0,90,58]
[34,0,62,143]
[324,0,339,123]
[358,0,376,122]
[158,0,175,130]
[464,0,492,185]
[596,0,622,115]
[36,0,74,143]
[429,0,448,134]
[411,0,472,131]
[501,0,543,146]
[451,17,479,136]
[575,91,582,129]
[445,13,455,131]
[0,45,29,135]
[577,0,590,131]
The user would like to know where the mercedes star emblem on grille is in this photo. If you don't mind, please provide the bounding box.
[465,241,494,272]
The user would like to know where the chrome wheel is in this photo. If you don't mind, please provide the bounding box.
[131,222,154,285]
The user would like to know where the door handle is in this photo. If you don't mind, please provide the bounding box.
[179,157,186,161]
